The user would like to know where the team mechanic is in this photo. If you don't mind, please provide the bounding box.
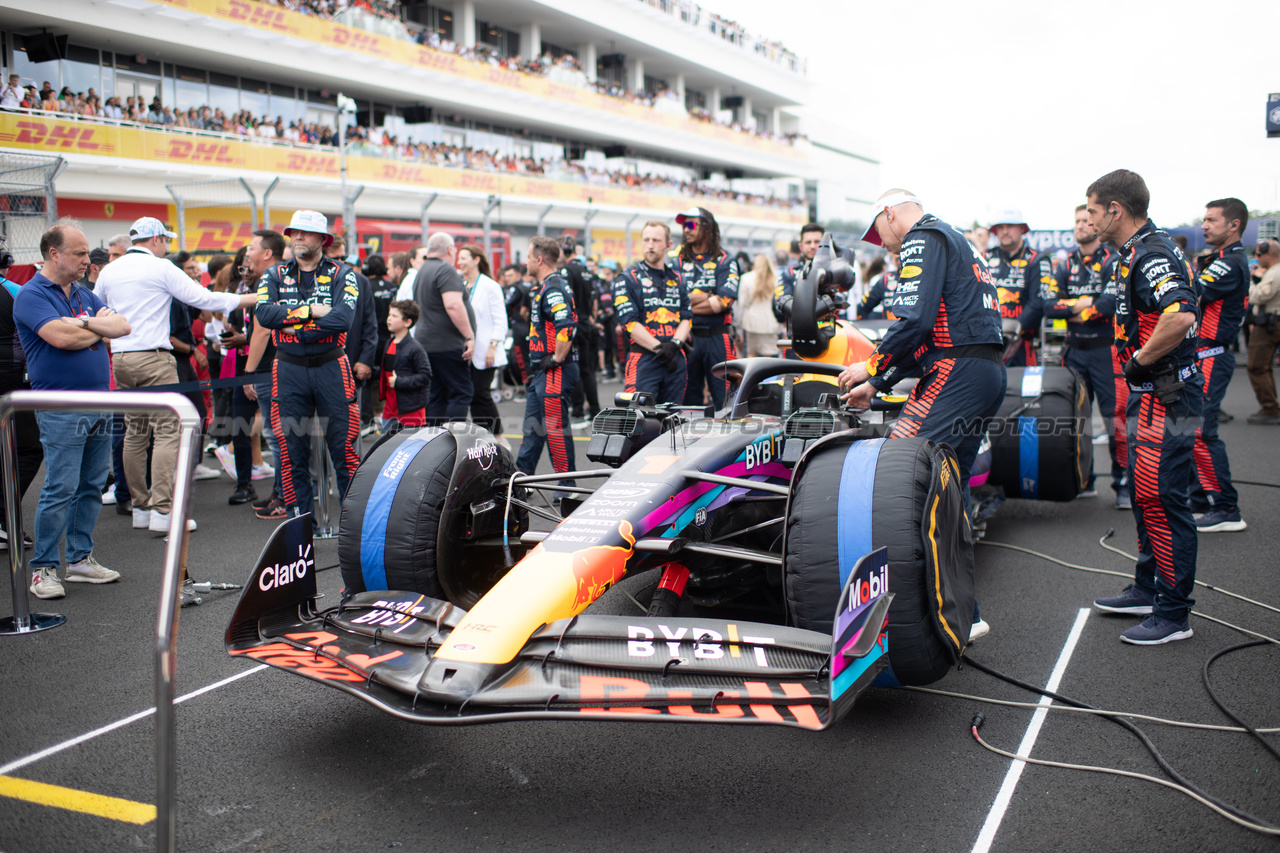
[857,251,906,320]
[516,236,579,489]
[1187,197,1250,533]
[840,189,1007,500]
[840,189,1005,640]
[1087,169,1202,646]
[986,210,1053,367]
[1042,203,1124,506]
[254,210,360,518]
[772,222,824,358]
[615,220,692,403]
[674,207,739,408]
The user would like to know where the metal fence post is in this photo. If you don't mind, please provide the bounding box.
[0,410,64,634]
[0,390,200,853]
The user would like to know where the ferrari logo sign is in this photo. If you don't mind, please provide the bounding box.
[104,203,114,218]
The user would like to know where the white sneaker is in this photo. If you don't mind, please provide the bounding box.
[251,463,274,481]
[133,507,152,529]
[30,567,65,600]
[65,555,120,584]
[970,619,991,641]
[101,489,117,505]
[192,463,222,481]
[213,444,237,479]
[150,511,197,533]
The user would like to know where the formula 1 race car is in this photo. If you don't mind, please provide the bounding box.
[225,238,1090,730]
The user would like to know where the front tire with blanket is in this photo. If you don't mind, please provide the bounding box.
[784,436,974,686]
[338,425,526,607]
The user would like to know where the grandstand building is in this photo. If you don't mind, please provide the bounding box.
[0,0,879,264]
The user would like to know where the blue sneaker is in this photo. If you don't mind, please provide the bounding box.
[1114,487,1131,510]
[1094,584,1154,615]
[1120,614,1193,645]
[1195,507,1246,533]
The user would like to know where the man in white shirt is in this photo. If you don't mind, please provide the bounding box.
[0,74,22,110]
[96,217,256,533]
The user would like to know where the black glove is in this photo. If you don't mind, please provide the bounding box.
[539,354,562,373]
[1122,355,1151,385]
[654,340,682,371]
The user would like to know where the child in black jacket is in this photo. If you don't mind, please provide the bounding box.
[379,300,432,430]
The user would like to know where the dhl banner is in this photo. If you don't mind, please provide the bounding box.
[0,113,805,226]
[152,0,805,164]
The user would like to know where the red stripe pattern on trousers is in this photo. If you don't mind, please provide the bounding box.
[624,352,641,394]
[1112,348,1129,470]
[1191,354,1221,492]
[1134,394,1176,586]
[720,332,738,403]
[339,357,361,482]
[890,358,956,439]
[270,361,295,509]
[544,366,570,473]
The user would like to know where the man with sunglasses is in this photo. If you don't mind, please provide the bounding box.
[674,207,739,409]
[13,219,132,599]
[1246,240,1280,424]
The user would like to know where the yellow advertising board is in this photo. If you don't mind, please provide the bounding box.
[152,0,805,164]
[0,113,805,226]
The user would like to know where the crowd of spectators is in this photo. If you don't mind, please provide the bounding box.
[3,81,801,209]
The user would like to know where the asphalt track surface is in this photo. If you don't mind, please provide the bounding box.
[2,370,1278,853]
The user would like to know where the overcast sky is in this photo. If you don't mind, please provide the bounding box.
[725,0,1279,231]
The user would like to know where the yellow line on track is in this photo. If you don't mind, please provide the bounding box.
[0,775,156,824]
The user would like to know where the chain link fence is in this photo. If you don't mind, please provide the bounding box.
[166,178,259,255]
[0,152,65,264]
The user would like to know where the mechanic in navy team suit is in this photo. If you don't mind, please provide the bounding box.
[516,236,578,485]
[772,222,824,357]
[674,207,739,408]
[615,220,692,403]
[1188,197,1251,533]
[857,251,905,320]
[254,210,361,518]
[1042,204,1124,506]
[986,210,1053,367]
[1088,170,1202,646]
[840,190,1006,640]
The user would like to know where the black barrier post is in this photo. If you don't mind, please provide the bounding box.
[0,390,200,853]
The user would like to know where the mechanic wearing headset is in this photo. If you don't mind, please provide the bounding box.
[1187,197,1251,533]
[986,210,1054,367]
[253,210,361,518]
[515,236,578,487]
[1042,204,1124,506]
[614,220,691,404]
[772,222,824,357]
[674,207,739,408]
[1087,170,1202,646]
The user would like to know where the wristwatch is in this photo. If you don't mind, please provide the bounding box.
[80,317,89,329]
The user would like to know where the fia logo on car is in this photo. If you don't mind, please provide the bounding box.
[694,507,708,527]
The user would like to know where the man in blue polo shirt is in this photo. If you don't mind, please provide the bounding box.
[13,219,132,599]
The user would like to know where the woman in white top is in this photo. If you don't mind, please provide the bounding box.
[735,253,783,357]
[457,243,509,436]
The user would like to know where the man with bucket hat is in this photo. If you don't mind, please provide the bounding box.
[253,210,361,518]
[985,209,1053,367]
[96,216,255,534]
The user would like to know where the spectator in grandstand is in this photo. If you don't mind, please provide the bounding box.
[516,237,578,492]
[97,218,255,534]
[1188,198,1251,533]
[378,300,431,432]
[13,219,132,599]
[0,74,21,110]
[1247,240,1280,425]
[0,245,42,553]
[614,221,691,402]
[324,234,378,437]
[737,253,782,357]
[254,211,360,518]
[457,243,507,437]
[675,207,739,409]
[413,232,476,425]
[986,210,1052,367]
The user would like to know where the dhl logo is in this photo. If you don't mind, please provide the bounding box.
[646,307,681,326]
[284,152,338,175]
[326,28,385,54]
[380,163,429,182]
[186,220,258,252]
[163,139,236,164]
[224,0,293,31]
[5,121,107,152]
